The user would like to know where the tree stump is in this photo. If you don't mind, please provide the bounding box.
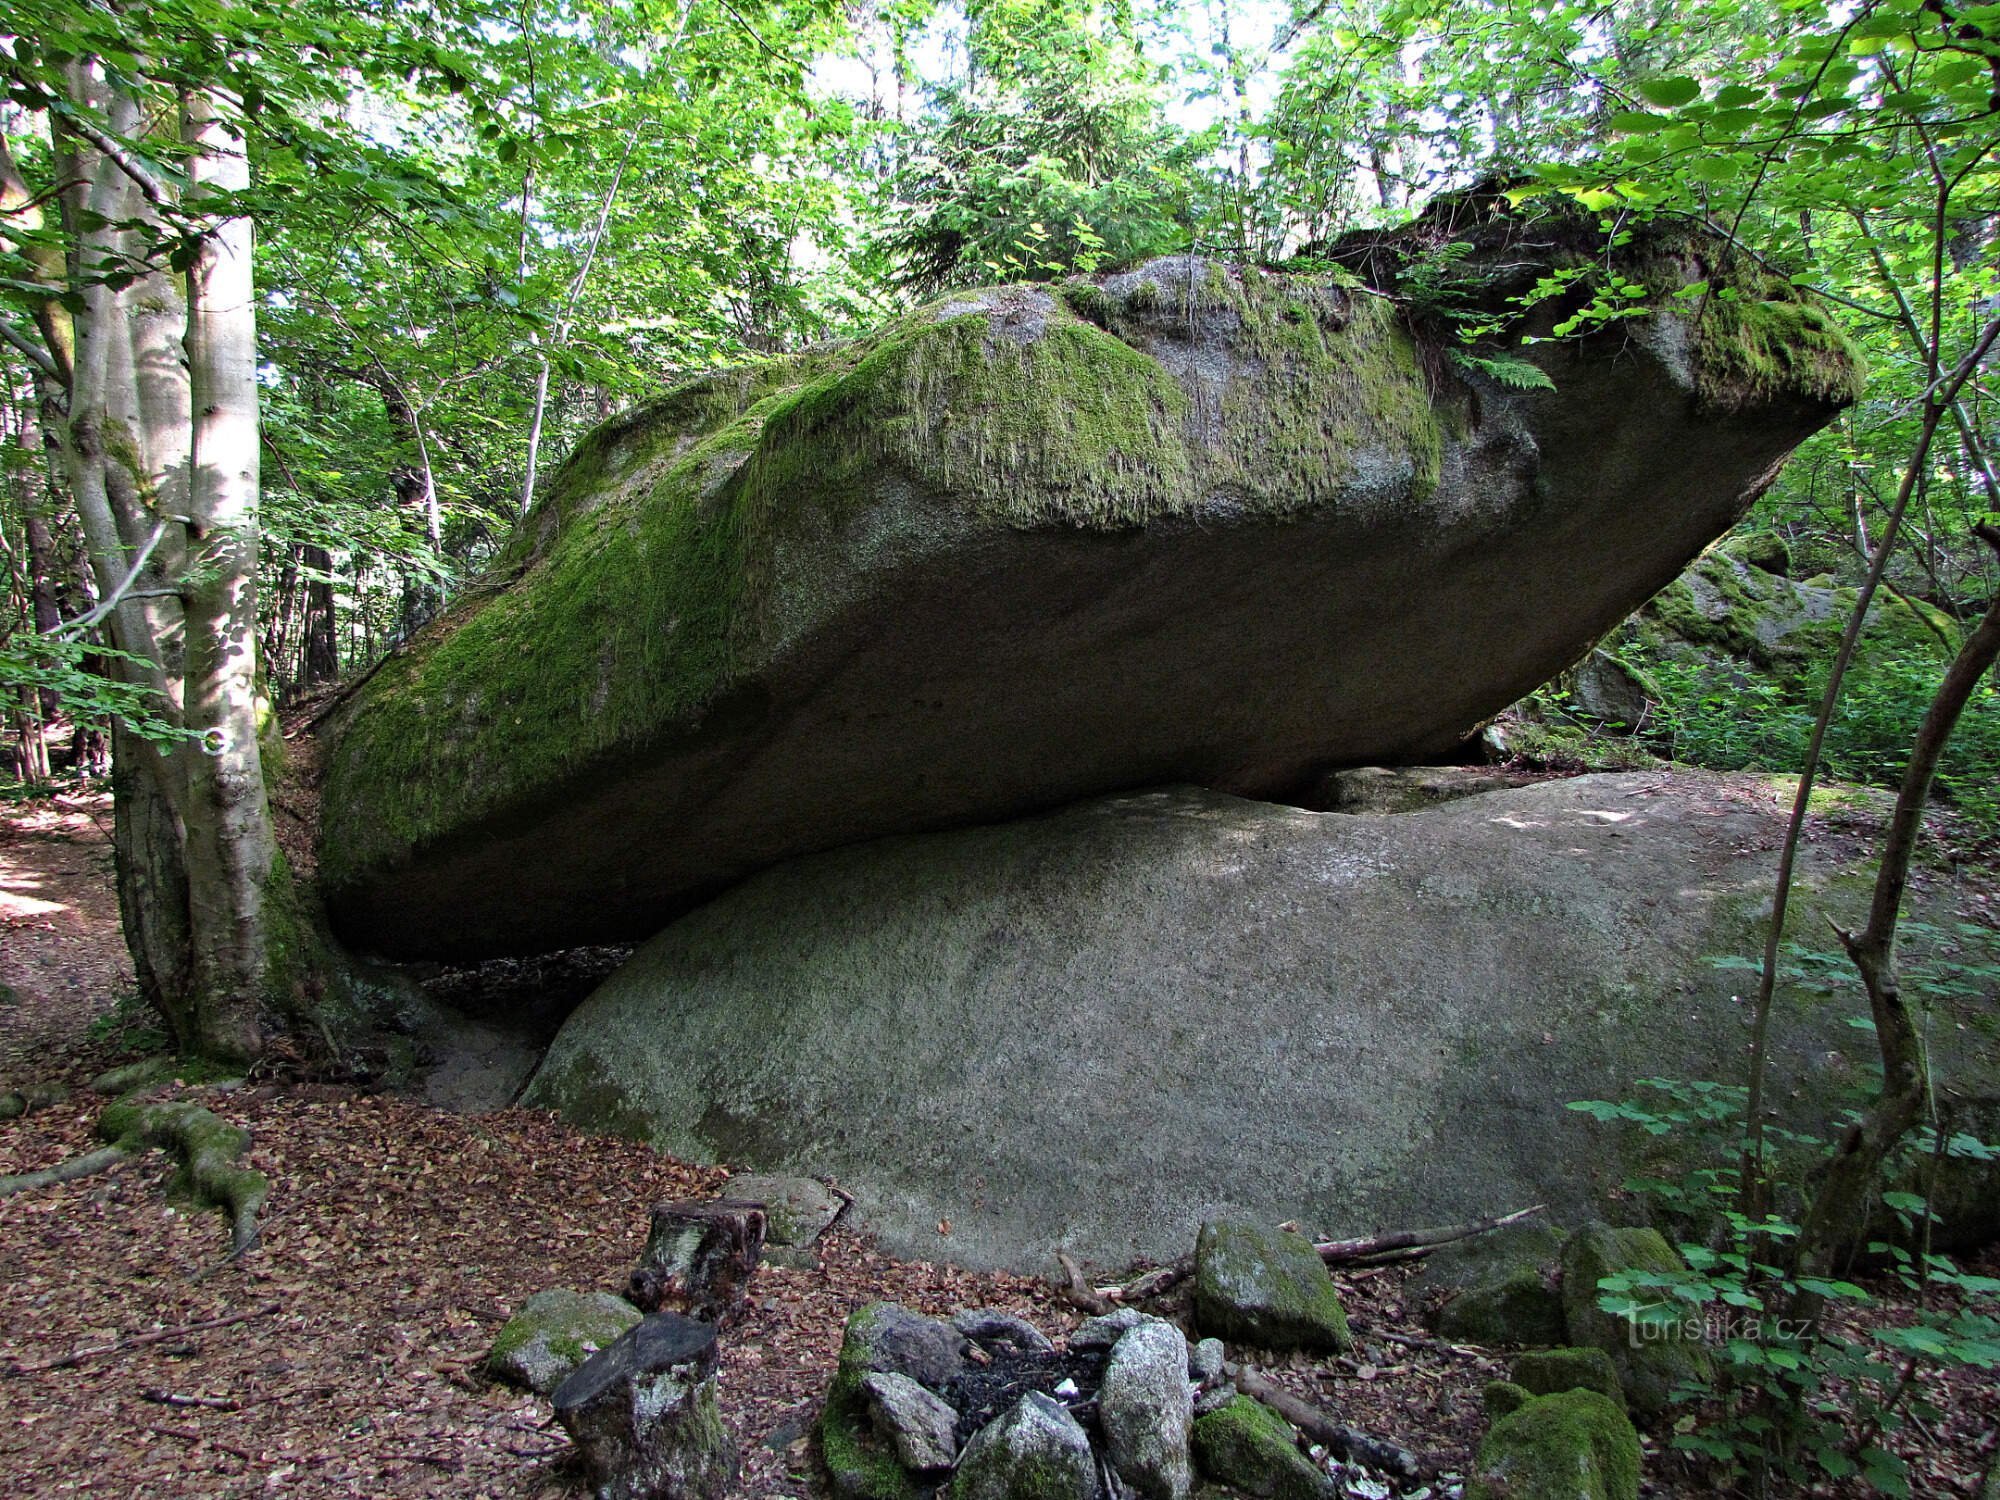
[552,1313,737,1500]
[629,1199,766,1325]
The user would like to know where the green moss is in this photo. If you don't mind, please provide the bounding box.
[1482,1381,1532,1421]
[1190,1396,1327,1500]
[817,1363,925,1500]
[97,1097,267,1254]
[1468,1389,1640,1500]
[1691,285,1866,412]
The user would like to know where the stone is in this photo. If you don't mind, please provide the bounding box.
[527,771,2000,1272]
[1188,1338,1225,1387]
[1189,1395,1334,1500]
[1409,1223,1568,1348]
[1482,1381,1532,1422]
[1466,1389,1640,1500]
[1100,1320,1194,1500]
[1070,1307,1148,1350]
[861,1372,959,1473]
[724,1174,842,1247]
[819,1303,970,1500]
[953,1309,1054,1353]
[486,1289,644,1397]
[1193,1221,1349,1354]
[321,193,1858,963]
[1561,1225,1714,1420]
[551,1313,736,1500]
[948,1391,1096,1500]
[1510,1347,1626,1408]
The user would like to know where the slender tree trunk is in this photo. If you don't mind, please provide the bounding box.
[179,87,283,1063]
[301,543,339,685]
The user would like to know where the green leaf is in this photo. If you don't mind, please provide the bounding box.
[1637,76,1701,108]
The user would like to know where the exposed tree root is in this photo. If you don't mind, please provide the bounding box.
[0,1145,135,1196]
[94,1098,269,1258]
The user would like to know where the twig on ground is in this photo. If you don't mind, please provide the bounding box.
[2,1301,281,1376]
[141,1388,242,1411]
[1315,1205,1544,1265]
[143,1424,259,1463]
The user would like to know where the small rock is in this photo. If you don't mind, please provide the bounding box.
[1561,1224,1712,1419]
[1408,1223,1567,1348]
[1193,1221,1351,1354]
[1070,1306,1147,1350]
[951,1308,1054,1353]
[486,1289,643,1397]
[948,1392,1095,1500]
[1190,1394,1335,1500]
[1188,1338,1225,1387]
[725,1174,843,1247]
[552,1313,736,1500]
[1510,1346,1626,1408]
[862,1372,959,1473]
[1100,1320,1193,1500]
[1466,1389,1639,1500]
[819,1303,971,1500]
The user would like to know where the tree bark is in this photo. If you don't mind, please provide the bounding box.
[179,86,284,1063]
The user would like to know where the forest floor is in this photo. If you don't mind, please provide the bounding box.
[2,787,1998,1498]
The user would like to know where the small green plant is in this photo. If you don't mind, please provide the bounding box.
[85,989,170,1059]
[1570,1076,2000,1494]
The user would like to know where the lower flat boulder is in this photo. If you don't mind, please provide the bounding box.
[523,771,1998,1271]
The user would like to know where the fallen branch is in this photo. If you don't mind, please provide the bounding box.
[0,1144,134,1196]
[1055,1251,1114,1315]
[144,1424,259,1463]
[4,1301,280,1376]
[1232,1364,1423,1481]
[1084,1205,1549,1308]
[1315,1204,1544,1265]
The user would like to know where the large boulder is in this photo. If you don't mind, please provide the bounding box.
[523,771,1999,1272]
[318,197,1856,960]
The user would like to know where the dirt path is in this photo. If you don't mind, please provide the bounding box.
[0,794,130,1078]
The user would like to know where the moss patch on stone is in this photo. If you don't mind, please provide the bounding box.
[817,1304,928,1500]
[487,1289,643,1397]
[1467,1388,1640,1500]
[1689,281,1867,413]
[1189,1395,1331,1500]
[1415,1222,1569,1347]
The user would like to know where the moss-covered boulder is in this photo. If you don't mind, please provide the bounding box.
[1410,1222,1568,1347]
[1482,1381,1533,1422]
[1193,1221,1350,1353]
[486,1289,643,1396]
[1189,1396,1335,1500]
[1510,1347,1625,1409]
[319,192,1856,961]
[1560,1225,1713,1420]
[1467,1389,1640,1500]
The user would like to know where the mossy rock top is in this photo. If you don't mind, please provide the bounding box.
[486,1289,643,1397]
[1190,1396,1333,1500]
[321,200,1856,961]
[1467,1388,1640,1500]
